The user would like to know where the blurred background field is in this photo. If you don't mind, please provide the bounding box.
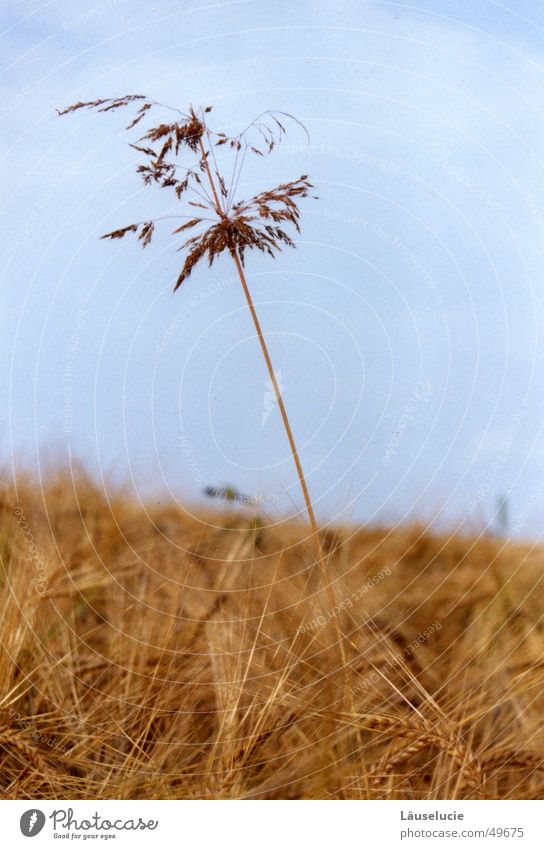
[1,471,543,800]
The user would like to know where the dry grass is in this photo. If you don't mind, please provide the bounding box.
[1,471,543,800]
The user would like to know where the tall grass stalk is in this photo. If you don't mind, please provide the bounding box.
[58,96,348,682]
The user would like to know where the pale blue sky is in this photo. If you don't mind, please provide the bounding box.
[2,0,544,537]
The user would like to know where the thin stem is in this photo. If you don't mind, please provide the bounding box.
[187,181,217,209]
[226,142,248,214]
[205,126,223,198]
[225,142,242,213]
[134,213,216,225]
[147,97,186,116]
[197,133,224,216]
[235,109,311,145]
[230,251,317,535]
[230,249,350,690]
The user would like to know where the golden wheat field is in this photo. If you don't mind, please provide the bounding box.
[1,471,543,801]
